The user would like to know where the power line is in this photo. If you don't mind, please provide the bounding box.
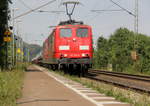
[37,10,65,14]
[91,9,124,12]
[13,0,56,20]
[109,0,138,34]
[87,4,116,23]
[17,0,33,10]
[109,0,135,17]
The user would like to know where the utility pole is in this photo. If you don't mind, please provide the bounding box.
[16,20,22,63]
[12,8,19,66]
[133,0,139,62]
[27,48,30,62]
[12,9,15,66]
[21,38,24,62]
[134,0,139,34]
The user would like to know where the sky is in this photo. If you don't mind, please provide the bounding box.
[10,0,150,46]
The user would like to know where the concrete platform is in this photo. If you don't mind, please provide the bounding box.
[17,65,95,106]
[17,65,131,106]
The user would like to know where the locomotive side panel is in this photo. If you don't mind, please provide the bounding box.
[42,39,49,62]
[47,31,56,63]
[42,31,56,64]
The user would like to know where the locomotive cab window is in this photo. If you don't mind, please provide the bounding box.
[60,28,72,37]
[77,28,88,37]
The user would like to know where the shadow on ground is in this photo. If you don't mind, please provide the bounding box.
[25,68,42,72]
[17,98,70,104]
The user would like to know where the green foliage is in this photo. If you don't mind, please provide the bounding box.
[0,65,24,106]
[136,34,150,72]
[94,28,150,73]
[93,36,109,69]
[0,0,12,69]
[108,28,134,72]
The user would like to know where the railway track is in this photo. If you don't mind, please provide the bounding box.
[85,70,150,94]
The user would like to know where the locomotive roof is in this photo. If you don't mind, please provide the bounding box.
[54,20,91,28]
[58,20,83,25]
[56,24,91,28]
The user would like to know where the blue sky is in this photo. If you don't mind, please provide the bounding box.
[10,0,150,46]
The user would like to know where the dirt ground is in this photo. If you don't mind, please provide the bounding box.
[17,65,95,106]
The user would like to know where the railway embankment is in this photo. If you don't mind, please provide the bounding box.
[0,64,26,106]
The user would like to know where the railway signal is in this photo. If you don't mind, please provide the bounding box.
[4,37,11,42]
[4,29,13,69]
[4,29,12,42]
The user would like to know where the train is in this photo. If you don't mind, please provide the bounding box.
[33,20,93,76]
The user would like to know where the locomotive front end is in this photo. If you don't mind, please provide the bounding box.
[55,25,93,66]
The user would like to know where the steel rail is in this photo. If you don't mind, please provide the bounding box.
[85,70,150,94]
[89,70,150,82]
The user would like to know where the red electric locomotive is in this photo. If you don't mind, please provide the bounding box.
[40,1,93,76]
[41,20,93,75]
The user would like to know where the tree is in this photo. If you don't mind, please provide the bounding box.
[94,27,150,74]
[108,28,134,72]
[94,36,109,69]
[0,0,12,69]
[135,34,150,72]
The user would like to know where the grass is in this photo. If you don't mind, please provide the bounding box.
[51,70,150,106]
[0,64,26,106]
[123,69,150,76]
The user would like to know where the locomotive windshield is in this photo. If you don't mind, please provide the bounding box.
[77,28,88,37]
[60,28,72,37]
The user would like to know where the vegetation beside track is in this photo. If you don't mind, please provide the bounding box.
[51,70,150,106]
[93,28,150,75]
[0,64,27,106]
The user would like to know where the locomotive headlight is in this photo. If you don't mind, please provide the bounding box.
[59,46,70,50]
[64,54,68,57]
[82,53,86,57]
[82,53,89,57]
[80,46,89,50]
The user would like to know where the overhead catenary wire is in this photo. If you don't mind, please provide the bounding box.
[17,0,33,10]
[37,10,65,13]
[109,0,135,17]
[91,9,124,12]
[109,0,138,34]
[87,3,116,23]
[13,0,57,20]
[85,0,121,23]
